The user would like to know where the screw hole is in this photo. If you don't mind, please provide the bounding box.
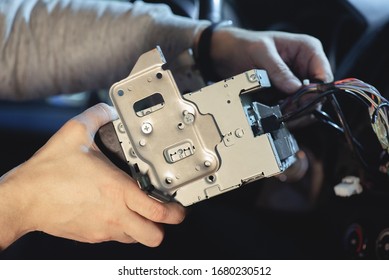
[207,175,216,183]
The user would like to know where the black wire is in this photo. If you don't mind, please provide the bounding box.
[279,84,388,177]
[280,88,372,170]
[313,109,366,159]
[372,102,389,123]
[329,96,353,148]
[281,83,373,110]
[279,89,339,123]
[330,95,370,169]
[280,86,375,123]
[340,89,372,108]
[279,86,387,171]
[313,109,343,132]
[279,87,313,110]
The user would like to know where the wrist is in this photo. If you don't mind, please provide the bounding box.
[0,168,34,250]
[193,20,233,83]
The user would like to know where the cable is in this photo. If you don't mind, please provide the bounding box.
[278,89,338,123]
[372,102,389,124]
[329,95,369,169]
[313,109,362,150]
[280,78,389,174]
[312,109,343,132]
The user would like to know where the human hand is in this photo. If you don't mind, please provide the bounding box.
[210,28,333,94]
[0,103,185,250]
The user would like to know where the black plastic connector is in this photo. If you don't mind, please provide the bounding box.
[260,114,281,133]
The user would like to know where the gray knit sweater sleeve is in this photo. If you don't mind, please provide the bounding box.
[0,0,209,100]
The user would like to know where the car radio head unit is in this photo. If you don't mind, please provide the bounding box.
[97,47,299,206]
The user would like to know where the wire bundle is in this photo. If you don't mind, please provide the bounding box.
[279,78,389,174]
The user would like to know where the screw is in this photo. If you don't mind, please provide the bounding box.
[141,122,153,134]
[248,73,258,82]
[165,177,173,184]
[183,112,195,124]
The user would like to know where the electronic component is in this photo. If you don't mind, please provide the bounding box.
[333,176,363,197]
[97,47,298,206]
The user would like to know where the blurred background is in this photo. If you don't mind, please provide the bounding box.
[1,0,389,260]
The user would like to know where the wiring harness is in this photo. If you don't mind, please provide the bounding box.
[278,78,389,176]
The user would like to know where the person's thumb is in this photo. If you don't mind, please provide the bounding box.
[72,103,118,135]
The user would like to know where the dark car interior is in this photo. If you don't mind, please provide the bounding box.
[1,0,389,260]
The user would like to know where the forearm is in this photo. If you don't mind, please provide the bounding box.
[0,0,209,100]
